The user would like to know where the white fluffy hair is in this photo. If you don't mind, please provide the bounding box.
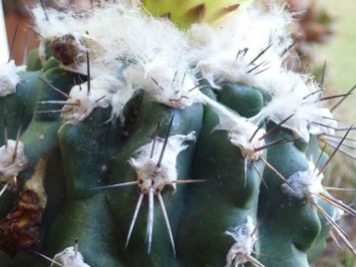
[30,1,332,141]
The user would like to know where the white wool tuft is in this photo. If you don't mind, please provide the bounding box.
[0,60,20,97]
[331,206,344,222]
[31,2,331,142]
[228,122,265,161]
[281,161,324,201]
[0,140,28,181]
[32,2,191,78]
[130,132,196,192]
[187,4,335,142]
[196,92,265,160]
[32,2,195,110]
[308,108,337,136]
[61,76,116,124]
[252,76,336,142]
[126,66,199,108]
[188,5,293,90]
[52,246,90,267]
[225,217,258,267]
[110,70,137,122]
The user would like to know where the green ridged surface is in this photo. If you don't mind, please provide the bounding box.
[0,39,339,267]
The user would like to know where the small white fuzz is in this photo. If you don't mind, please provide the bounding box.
[331,207,344,222]
[31,2,334,145]
[197,92,265,161]
[51,246,90,267]
[32,2,195,112]
[0,140,28,181]
[61,76,118,124]
[187,5,334,143]
[281,161,324,202]
[225,217,260,267]
[128,66,199,109]
[228,121,265,161]
[253,76,336,142]
[110,71,137,122]
[32,2,191,78]
[188,5,292,90]
[0,60,20,97]
[112,132,196,255]
[282,162,356,254]
[130,132,196,193]
[308,108,337,136]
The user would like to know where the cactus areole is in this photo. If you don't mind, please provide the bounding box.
[0,1,354,267]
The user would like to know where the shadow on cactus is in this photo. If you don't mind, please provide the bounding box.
[0,1,355,267]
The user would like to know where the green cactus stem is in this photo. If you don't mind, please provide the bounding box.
[0,1,354,267]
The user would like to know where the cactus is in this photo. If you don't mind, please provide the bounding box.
[0,1,355,267]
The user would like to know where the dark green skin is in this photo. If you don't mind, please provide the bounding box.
[306,136,336,262]
[0,69,40,216]
[0,64,84,265]
[105,93,203,267]
[0,64,78,216]
[58,107,121,199]
[178,132,262,266]
[0,60,119,266]
[307,201,334,262]
[0,64,339,267]
[0,70,41,146]
[178,85,264,267]
[216,82,264,118]
[34,67,83,122]
[19,67,83,181]
[257,127,322,267]
[41,58,60,73]
[44,193,125,267]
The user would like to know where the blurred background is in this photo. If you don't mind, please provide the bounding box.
[0,0,355,266]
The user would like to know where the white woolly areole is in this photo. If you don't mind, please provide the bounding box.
[31,2,329,140]
[309,108,337,136]
[281,161,324,201]
[32,2,197,112]
[129,132,196,193]
[0,61,20,97]
[52,246,90,267]
[331,207,344,222]
[225,217,258,267]
[127,66,200,109]
[187,4,332,144]
[253,75,335,142]
[110,71,137,121]
[0,140,28,181]
[188,5,292,90]
[32,2,192,78]
[228,121,265,161]
[196,92,265,161]
[61,76,116,124]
